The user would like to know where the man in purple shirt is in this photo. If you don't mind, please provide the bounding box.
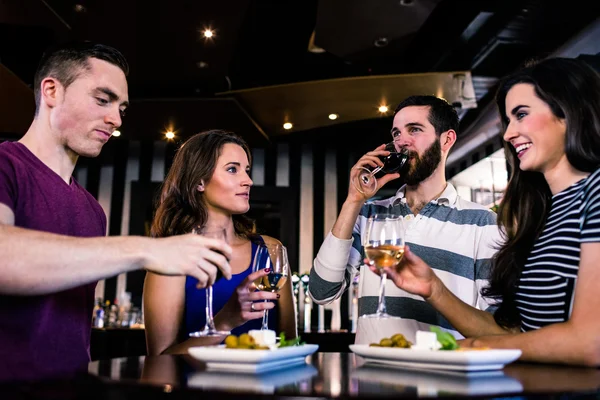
[0,41,233,382]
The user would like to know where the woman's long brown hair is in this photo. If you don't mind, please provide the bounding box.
[483,58,600,328]
[151,130,255,239]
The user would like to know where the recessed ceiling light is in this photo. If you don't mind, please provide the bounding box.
[283,122,293,130]
[74,4,86,12]
[373,37,389,48]
[111,130,121,137]
[328,113,339,120]
[378,105,389,113]
[399,0,414,6]
[197,61,209,69]
[165,131,175,139]
[203,29,214,38]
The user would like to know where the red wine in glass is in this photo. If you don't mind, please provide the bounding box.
[376,145,409,176]
[353,142,410,195]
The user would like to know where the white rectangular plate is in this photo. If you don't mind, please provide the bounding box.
[349,344,521,372]
[188,344,319,373]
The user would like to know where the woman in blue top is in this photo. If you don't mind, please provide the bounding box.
[370,57,600,366]
[144,130,297,355]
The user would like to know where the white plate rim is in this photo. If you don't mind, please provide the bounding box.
[349,344,521,367]
[188,343,319,364]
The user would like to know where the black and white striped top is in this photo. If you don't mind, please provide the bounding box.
[517,168,600,332]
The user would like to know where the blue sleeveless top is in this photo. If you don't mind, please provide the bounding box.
[184,237,278,336]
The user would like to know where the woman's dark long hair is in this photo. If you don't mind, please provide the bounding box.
[483,57,600,328]
[151,130,255,239]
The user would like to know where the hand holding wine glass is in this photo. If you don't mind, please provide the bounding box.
[252,243,289,330]
[212,268,279,331]
[189,226,231,337]
[351,141,409,198]
[361,214,405,319]
[368,244,441,301]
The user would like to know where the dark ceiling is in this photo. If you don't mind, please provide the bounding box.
[1,0,598,161]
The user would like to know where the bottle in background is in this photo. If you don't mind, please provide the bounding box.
[92,298,105,328]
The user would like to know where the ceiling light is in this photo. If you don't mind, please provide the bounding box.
[203,29,214,38]
[165,131,175,139]
[112,130,121,137]
[373,37,389,48]
[328,113,339,120]
[197,61,209,69]
[283,122,293,130]
[74,4,86,12]
[378,105,389,113]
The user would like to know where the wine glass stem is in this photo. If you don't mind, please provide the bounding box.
[261,299,269,330]
[376,271,387,315]
[205,285,217,331]
[370,166,382,176]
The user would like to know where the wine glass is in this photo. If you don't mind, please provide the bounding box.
[352,141,409,197]
[188,226,231,337]
[361,214,405,319]
[252,243,289,330]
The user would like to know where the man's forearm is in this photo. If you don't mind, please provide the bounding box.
[331,199,363,240]
[0,225,146,295]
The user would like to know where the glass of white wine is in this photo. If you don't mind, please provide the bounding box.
[362,214,405,319]
[252,243,289,330]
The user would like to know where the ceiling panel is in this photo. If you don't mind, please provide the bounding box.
[221,70,477,136]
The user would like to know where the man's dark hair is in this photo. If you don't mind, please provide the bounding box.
[394,95,459,135]
[33,41,129,115]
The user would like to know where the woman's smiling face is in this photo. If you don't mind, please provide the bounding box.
[503,83,567,174]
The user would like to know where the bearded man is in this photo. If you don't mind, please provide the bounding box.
[308,95,501,344]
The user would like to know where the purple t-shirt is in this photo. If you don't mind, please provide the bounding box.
[0,141,107,382]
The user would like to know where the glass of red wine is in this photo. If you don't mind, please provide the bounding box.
[352,141,409,196]
[188,226,231,337]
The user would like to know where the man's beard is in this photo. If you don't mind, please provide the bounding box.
[403,138,442,186]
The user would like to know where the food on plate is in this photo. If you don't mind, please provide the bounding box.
[410,331,442,351]
[278,332,304,348]
[429,326,459,350]
[224,333,270,350]
[368,327,461,350]
[455,346,492,351]
[249,329,277,346]
[223,330,304,350]
[369,333,412,348]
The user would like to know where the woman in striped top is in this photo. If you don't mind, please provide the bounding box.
[370,57,600,366]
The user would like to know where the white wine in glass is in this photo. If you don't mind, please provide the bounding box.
[252,243,289,330]
[364,244,405,269]
[361,214,405,319]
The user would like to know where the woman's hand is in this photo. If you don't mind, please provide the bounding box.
[213,268,279,331]
[368,244,441,300]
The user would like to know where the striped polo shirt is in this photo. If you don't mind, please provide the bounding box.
[517,168,600,331]
[309,183,502,344]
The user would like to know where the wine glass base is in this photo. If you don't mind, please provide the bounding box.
[359,313,403,320]
[189,329,231,337]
